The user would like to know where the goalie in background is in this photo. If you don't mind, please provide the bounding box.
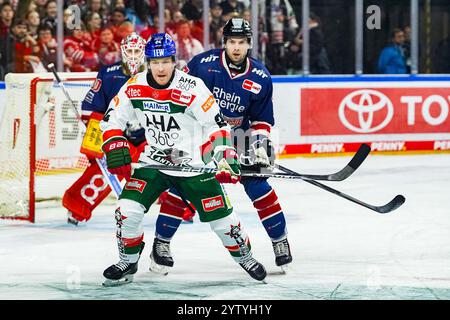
[62,33,147,226]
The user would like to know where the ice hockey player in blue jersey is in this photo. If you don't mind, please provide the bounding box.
[63,33,148,225]
[149,18,292,273]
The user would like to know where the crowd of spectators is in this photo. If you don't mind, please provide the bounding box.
[0,0,320,80]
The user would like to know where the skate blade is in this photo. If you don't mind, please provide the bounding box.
[149,259,169,276]
[102,274,134,287]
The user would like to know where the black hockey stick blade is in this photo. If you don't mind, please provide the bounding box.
[374,194,406,214]
[276,143,371,181]
[304,178,406,214]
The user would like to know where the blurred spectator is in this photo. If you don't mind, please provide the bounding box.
[17,0,37,20]
[85,11,103,43]
[139,13,158,41]
[12,19,41,73]
[210,2,224,41]
[0,2,13,38]
[83,0,108,23]
[241,8,250,22]
[174,18,204,69]
[64,23,99,71]
[25,10,40,39]
[286,12,331,74]
[0,2,14,78]
[34,0,48,18]
[169,10,184,30]
[125,0,152,34]
[220,0,246,21]
[114,20,134,43]
[263,0,298,74]
[210,22,224,49]
[109,7,127,35]
[181,0,202,21]
[41,0,58,36]
[403,25,411,72]
[37,24,72,71]
[94,27,120,67]
[113,0,126,10]
[377,28,407,74]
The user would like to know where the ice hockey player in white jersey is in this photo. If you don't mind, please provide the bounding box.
[99,33,267,285]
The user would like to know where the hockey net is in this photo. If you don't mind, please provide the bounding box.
[0,72,97,222]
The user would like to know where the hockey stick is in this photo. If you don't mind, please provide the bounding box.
[47,63,122,198]
[235,143,370,182]
[274,143,371,181]
[132,163,405,214]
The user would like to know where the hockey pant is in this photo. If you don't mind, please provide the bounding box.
[62,142,146,222]
[156,177,287,241]
[115,169,254,264]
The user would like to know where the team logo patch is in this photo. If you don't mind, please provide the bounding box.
[126,87,142,98]
[171,89,193,105]
[242,79,262,94]
[182,65,190,73]
[201,95,215,112]
[124,178,147,193]
[91,79,102,92]
[201,195,225,212]
[143,101,170,112]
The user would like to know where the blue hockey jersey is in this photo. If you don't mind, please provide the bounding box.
[81,62,129,119]
[185,49,274,134]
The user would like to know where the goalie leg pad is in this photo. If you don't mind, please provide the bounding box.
[62,161,111,222]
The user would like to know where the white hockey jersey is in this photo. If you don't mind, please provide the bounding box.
[100,69,232,176]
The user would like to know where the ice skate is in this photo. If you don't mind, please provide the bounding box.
[239,254,267,281]
[102,242,145,286]
[149,237,173,275]
[67,211,79,226]
[272,237,292,270]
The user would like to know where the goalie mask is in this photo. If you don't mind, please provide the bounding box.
[121,32,146,75]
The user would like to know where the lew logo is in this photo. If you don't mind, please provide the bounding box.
[251,68,268,79]
[152,49,165,57]
[201,195,224,212]
[143,101,170,112]
[126,87,142,98]
[242,79,262,94]
[200,54,219,63]
[171,89,193,104]
[124,178,147,193]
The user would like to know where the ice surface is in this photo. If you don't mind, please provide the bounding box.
[1,153,450,300]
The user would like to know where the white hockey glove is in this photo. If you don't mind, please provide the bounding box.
[240,137,275,172]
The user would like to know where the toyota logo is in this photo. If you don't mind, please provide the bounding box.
[339,89,394,133]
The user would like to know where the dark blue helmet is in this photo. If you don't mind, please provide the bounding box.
[145,33,176,59]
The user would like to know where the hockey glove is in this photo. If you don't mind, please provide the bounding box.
[213,147,241,184]
[124,121,146,146]
[101,136,132,181]
[240,137,275,172]
[252,137,275,168]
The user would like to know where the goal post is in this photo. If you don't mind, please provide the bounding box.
[0,72,97,222]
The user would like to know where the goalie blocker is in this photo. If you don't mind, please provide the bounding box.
[62,112,146,223]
